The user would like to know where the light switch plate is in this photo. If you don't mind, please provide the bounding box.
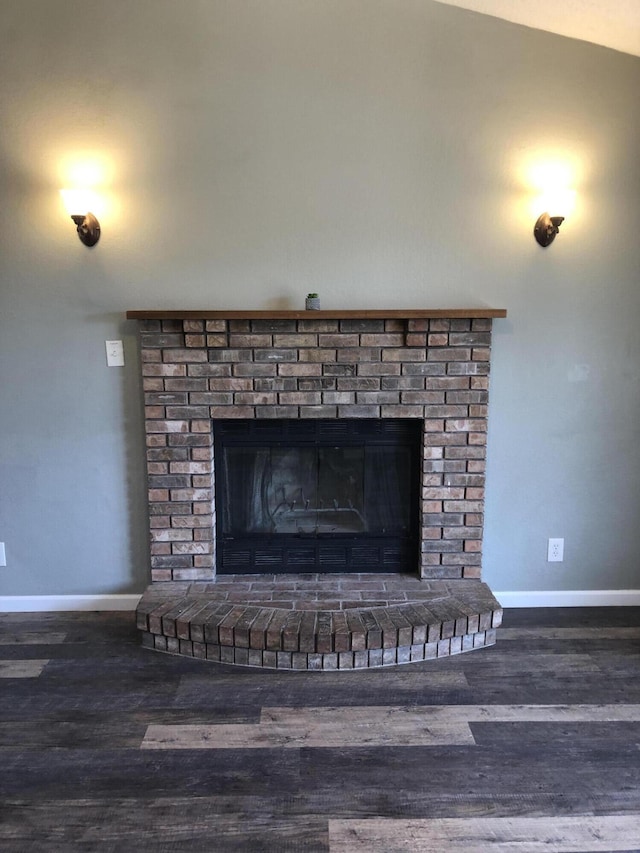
[0,542,6,567]
[106,340,125,367]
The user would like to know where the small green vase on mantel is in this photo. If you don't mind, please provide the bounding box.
[305,293,321,310]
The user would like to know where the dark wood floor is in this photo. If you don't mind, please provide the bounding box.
[1,607,640,851]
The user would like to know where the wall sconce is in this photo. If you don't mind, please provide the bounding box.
[60,189,101,247]
[534,212,565,248]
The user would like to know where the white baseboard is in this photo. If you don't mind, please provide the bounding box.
[494,590,640,608]
[2,590,639,613]
[0,595,142,612]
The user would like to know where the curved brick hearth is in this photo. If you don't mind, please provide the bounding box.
[136,575,502,670]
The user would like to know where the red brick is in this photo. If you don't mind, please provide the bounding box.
[357,363,400,376]
[233,363,276,377]
[423,447,444,460]
[472,347,491,361]
[166,378,214,390]
[446,419,487,432]
[442,526,482,539]
[443,500,484,513]
[470,376,490,390]
[172,542,212,555]
[423,527,442,539]
[382,377,428,391]
[255,406,300,418]
[278,363,322,377]
[300,405,338,418]
[143,377,164,391]
[165,406,209,420]
[422,487,464,500]
[162,349,208,363]
[151,529,193,542]
[206,334,227,347]
[469,432,488,445]
[229,334,273,347]
[466,487,485,500]
[322,392,355,405]
[469,405,488,417]
[142,363,187,377]
[337,348,382,363]
[424,377,469,390]
[298,319,339,332]
[357,391,399,405]
[424,433,468,447]
[192,475,212,487]
[427,334,449,346]
[151,569,173,581]
[426,348,471,362]
[171,515,213,528]
[193,528,212,541]
[235,392,278,406]
[273,333,318,347]
[361,334,405,347]
[462,566,482,578]
[382,349,425,362]
[423,474,443,486]
[279,392,322,405]
[191,419,213,433]
[185,335,206,348]
[338,405,379,417]
[170,488,212,501]
[193,555,215,569]
[405,333,427,347]
[147,462,168,475]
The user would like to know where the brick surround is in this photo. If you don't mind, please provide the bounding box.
[134,312,501,583]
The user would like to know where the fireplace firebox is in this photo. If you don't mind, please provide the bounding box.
[214,419,421,574]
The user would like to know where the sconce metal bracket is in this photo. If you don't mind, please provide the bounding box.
[71,212,101,247]
[534,212,564,248]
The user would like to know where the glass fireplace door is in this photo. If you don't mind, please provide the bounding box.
[214,420,419,574]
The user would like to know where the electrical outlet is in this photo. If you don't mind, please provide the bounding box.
[0,542,6,566]
[547,538,564,562]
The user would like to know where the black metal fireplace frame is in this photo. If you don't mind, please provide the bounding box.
[213,419,422,574]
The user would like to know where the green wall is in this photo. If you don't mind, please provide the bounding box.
[1,0,639,596]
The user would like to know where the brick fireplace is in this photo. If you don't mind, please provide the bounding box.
[129,308,506,669]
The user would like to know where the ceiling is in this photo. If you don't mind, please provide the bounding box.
[434,0,640,57]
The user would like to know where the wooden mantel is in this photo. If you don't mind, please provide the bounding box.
[126,308,507,320]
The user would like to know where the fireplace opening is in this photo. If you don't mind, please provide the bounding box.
[214,419,421,574]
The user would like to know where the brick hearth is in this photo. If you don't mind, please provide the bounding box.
[128,308,506,669]
[137,574,502,670]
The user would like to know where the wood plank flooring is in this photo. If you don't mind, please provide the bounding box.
[1,607,640,851]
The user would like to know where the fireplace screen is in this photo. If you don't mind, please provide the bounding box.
[214,420,420,574]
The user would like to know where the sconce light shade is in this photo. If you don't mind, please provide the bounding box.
[534,212,564,248]
[60,189,101,247]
